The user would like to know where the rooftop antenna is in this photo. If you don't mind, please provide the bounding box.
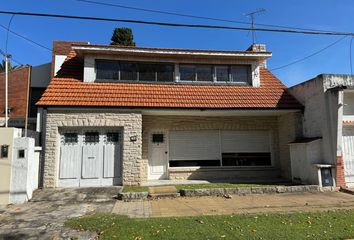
[245,8,266,44]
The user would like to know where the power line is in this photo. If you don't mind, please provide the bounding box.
[76,0,340,34]
[0,48,24,66]
[0,11,353,37]
[0,23,52,51]
[5,14,15,53]
[270,36,348,71]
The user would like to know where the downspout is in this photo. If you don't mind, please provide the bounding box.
[24,65,32,137]
[38,107,47,188]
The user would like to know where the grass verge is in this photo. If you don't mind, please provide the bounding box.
[66,209,354,240]
[122,186,149,193]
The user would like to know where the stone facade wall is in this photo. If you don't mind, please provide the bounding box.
[142,115,285,182]
[43,110,142,187]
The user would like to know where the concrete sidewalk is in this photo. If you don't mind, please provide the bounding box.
[112,192,354,218]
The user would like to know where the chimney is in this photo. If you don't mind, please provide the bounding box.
[246,44,266,52]
[246,44,268,68]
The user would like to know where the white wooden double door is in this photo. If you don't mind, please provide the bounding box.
[342,127,354,186]
[58,129,122,187]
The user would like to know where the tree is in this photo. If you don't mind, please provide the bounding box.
[0,60,20,73]
[111,27,136,46]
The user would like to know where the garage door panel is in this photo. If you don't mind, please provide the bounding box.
[103,144,121,178]
[82,145,101,179]
[170,130,220,160]
[221,131,270,153]
[59,145,80,179]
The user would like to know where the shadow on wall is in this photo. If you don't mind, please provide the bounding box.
[276,90,304,109]
[55,54,84,79]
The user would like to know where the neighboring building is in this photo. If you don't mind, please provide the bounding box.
[36,41,303,188]
[0,66,31,129]
[0,63,51,139]
[289,74,354,188]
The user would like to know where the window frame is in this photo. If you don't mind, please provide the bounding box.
[95,60,253,85]
[95,59,174,82]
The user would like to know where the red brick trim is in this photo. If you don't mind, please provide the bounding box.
[336,156,346,187]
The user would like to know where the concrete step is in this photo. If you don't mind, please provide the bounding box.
[148,186,180,198]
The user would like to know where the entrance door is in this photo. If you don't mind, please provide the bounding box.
[342,127,354,186]
[148,131,168,180]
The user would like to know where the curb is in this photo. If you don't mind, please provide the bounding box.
[179,185,337,197]
[117,185,339,201]
[117,192,149,201]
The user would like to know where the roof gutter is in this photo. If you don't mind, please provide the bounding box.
[72,45,272,60]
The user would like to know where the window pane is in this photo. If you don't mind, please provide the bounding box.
[222,152,271,166]
[157,64,174,82]
[64,133,78,143]
[216,66,229,81]
[107,133,119,143]
[152,134,164,143]
[180,65,195,81]
[230,65,251,83]
[169,160,220,167]
[120,62,138,80]
[96,60,119,80]
[85,132,99,143]
[196,65,213,81]
[138,63,156,81]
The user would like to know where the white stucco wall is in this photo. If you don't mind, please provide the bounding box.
[289,139,323,185]
[54,55,67,76]
[288,75,340,165]
[10,137,38,204]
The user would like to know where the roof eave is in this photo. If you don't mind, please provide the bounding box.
[72,45,272,60]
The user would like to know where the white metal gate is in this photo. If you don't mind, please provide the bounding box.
[342,127,354,185]
[58,129,122,187]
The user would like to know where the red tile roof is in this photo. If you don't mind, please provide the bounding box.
[37,48,302,109]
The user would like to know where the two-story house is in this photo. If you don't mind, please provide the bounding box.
[36,41,302,188]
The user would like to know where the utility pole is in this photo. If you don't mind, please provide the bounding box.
[4,54,10,128]
[245,8,266,44]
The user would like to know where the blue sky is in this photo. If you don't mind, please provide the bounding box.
[1,0,353,86]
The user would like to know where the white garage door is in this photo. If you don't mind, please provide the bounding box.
[58,129,122,187]
[169,130,271,167]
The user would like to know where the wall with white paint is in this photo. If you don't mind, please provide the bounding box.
[289,139,323,185]
[10,137,39,204]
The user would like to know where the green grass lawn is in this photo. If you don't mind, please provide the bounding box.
[66,210,354,240]
[122,186,149,193]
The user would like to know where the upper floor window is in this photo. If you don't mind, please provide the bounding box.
[96,60,174,82]
[180,64,251,84]
[180,65,213,82]
[95,60,252,85]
